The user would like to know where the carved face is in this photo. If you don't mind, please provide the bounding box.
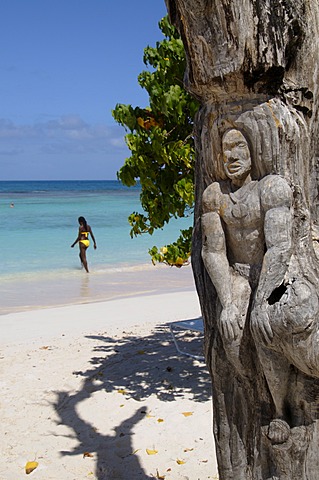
[222,129,251,184]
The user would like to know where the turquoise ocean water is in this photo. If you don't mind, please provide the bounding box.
[0,180,194,314]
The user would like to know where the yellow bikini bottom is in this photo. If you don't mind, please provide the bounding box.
[80,239,90,248]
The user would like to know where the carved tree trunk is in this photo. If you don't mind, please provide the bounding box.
[166,1,319,479]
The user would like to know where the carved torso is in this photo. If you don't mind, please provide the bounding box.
[202,174,293,267]
[220,181,265,265]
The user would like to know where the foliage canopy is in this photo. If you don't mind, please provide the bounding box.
[112,17,198,267]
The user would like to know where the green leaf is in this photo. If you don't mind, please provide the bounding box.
[113,16,199,266]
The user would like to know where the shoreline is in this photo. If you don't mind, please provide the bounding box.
[0,262,196,316]
[0,289,218,480]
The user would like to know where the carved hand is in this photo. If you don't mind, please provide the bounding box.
[219,304,243,342]
[251,303,274,345]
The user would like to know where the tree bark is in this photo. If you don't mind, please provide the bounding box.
[166,1,319,478]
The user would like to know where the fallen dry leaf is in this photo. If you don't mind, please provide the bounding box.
[184,448,194,452]
[157,418,164,423]
[176,459,186,465]
[146,448,158,455]
[25,461,38,474]
[182,412,193,417]
[83,452,94,458]
[156,469,165,479]
[117,389,127,395]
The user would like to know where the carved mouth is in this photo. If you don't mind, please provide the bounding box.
[227,162,242,173]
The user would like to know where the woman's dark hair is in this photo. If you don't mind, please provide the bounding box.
[78,216,88,229]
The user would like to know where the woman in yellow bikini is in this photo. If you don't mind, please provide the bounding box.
[71,216,97,273]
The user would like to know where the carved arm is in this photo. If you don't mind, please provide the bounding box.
[252,176,293,344]
[255,206,293,304]
[201,209,243,341]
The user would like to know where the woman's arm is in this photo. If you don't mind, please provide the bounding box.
[89,226,97,249]
[71,229,81,248]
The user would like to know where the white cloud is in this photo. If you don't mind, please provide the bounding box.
[0,115,127,154]
[0,115,130,179]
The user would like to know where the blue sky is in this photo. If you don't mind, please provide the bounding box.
[0,1,168,180]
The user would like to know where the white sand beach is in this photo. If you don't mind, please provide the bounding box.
[0,279,218,479]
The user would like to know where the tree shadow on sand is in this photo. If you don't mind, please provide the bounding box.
[52,318,211,479]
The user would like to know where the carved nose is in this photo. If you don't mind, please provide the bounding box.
[226,154,237,163]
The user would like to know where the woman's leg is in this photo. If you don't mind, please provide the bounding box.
[79,243,89,273]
